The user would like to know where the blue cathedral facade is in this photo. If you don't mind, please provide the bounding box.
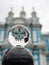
[0,7,49,65]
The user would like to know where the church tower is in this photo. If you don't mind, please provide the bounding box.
[20,6,26,18]
[29,8,47,65]
[29,8,42,44]
[6,7,14,24]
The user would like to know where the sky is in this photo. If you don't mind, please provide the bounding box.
[0,0,49,33]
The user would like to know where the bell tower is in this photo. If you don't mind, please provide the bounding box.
[30,7,42,44]
[20,6,26,18]
[6,7,14,24]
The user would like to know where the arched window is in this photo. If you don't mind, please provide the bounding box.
[0,30,4,42]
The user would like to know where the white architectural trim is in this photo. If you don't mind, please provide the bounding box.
[34,60,38,65]
[39,52,47,65]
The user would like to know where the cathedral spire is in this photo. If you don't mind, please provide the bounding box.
[20,6,26,18]
[31,7,37,16]
[11,7,13,11]
[8,7,14,17]
[5,7,14,23]
[30,7,39,23]
[22,6,24,11]
[33,7,34,11]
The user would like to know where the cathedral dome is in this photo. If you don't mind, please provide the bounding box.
[8,7,14,16]
[31,7,37,17]
[8,11,14,16]
[20,6,26,18]
[2,45,34,65]
[31,11,36,16]
[20,10,26,15]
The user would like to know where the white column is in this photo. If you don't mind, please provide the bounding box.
[34,60,38,65]
[40,52,47,65]
[34,55,38,65]
[39,53,44,65]
[33,31,37,42]
[43,54,47,65]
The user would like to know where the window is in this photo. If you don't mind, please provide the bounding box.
[0,31,4,42]
[34,55,38,59]
[33,30,37,42]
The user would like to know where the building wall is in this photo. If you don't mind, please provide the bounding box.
[0,10,48,65]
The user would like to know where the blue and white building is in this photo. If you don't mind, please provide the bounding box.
[0,7,49,65]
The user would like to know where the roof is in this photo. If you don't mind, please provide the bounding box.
[29,22,42,28]
[6,17,30,25]
[0,22,5,28]
[42,32,49,37]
